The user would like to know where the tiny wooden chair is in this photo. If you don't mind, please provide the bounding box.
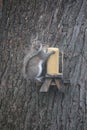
[40,47,64,92]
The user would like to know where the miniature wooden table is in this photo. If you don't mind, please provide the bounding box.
[40,75,63,92]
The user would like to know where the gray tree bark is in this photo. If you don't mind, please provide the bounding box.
[0,0,87,130]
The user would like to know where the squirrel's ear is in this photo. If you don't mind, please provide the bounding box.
[43,44,49,48]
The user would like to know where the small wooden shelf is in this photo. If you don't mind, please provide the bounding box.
[40,47,66,92]
[40,78,62,92]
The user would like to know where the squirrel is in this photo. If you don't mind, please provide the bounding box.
[22,42,55,82]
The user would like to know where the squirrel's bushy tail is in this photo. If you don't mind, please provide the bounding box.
[22,53,30,79]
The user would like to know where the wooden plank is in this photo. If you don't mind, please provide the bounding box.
[40,79,52,92]
[55,79,62,89]
[47,48,59,75]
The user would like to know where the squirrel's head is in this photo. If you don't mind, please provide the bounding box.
[32,40,42,51]
[43,44,49,53]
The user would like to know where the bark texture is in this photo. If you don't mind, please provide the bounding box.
[0,0,87,130]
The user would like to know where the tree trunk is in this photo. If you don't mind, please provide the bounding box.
[0,0,87,130]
